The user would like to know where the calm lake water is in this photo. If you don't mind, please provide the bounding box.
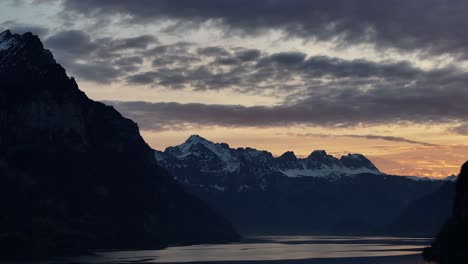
[23,236,433,264]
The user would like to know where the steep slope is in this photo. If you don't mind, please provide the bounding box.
[0,30,239,258]
[155,135,444,235]
[424,162,468,263]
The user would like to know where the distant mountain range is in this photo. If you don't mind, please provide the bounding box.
[156,134,382,189]
[0,30,238,258]
[155,135,454,236]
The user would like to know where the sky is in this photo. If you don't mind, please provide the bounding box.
[2,0,468,177]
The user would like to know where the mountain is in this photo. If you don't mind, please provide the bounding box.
[0,30,239,258]
[156,134,382,190]
[424,162,468,263]
[386,181,455,236]
[155,135,444,235]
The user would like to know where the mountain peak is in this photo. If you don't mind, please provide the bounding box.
[340,153,368,162]
[0,30,57,79]
[0,29,12,40]
[278,151,297,160]
[0,29,14,51]
[307,150,335,162]
[309,150,328,157]
[164,135,240,173]
[185,134,207,143]
[340,153,380,172]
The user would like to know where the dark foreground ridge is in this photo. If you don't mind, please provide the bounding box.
[0,30,239,259]
[424,161,468,263]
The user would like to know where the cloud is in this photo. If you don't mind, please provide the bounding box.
[105,99,468,132]
[46,30,98,55]
[107,43,468,130]
[43,29,158,83]
[450,123,468,136]
[234,49,261,62]
[1,21,49,37]
[114,56,143,67]
[147,42,200,68]
[45,30,158,55]
[122,43,468,116]
[197,46,230,57]
[36,28,468,128]
[40,28,468,122]
[371,145,468,177]
[29,28,468,130]
[260,52,307,65]
[104,35,158,50]
[59,0,468,58]
[289,133,437,146]
[70,62,123,83]
[126,72,159,85]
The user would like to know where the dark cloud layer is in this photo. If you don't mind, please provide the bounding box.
[121,43,468,117]
[289,133,437,146]
[107,98,468,133]
[44,29,158,82]
[7,1,467,133]
[1,21,49,37]
[39,28,468,132]
[60,0,468,58]
[450,123,468,136]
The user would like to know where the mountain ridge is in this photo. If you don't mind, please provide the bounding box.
[156,134,383,187]
[0,30,239,258]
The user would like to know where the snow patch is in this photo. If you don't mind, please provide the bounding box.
[0,33,15,51]
[405,176,436,182]
[280,166,381,178]
[213,185,225,192]
[166,135,241,173]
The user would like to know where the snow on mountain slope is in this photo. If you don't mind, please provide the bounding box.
[280,165,380,178]
[165,135,241,173]
[155,135,383,188]
[0,30,16,50]
[444,175,458,182]
[170,135,235,162]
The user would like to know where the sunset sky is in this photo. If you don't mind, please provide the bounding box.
[2,0,468,177]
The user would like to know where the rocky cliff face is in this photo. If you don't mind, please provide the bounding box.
[0,30,239,258]
[423,161,468,263]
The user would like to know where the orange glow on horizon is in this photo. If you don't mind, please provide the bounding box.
[140,127,468,178]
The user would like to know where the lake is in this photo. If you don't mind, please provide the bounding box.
[21,236,433,264]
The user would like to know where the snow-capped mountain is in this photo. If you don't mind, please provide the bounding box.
[154,135,446,236]
[444,175,458,182]
[0,30,17,50]
[155,135,382,190]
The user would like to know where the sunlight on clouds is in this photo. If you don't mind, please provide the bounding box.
[372,145,468,178]
[80,81,281,106]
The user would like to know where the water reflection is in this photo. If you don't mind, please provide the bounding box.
[69,236,430,263]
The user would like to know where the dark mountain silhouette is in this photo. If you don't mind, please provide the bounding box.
[386,181,455,236]
[424,161,468,263]
[0,30,239,258]
[155,135,446,235]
